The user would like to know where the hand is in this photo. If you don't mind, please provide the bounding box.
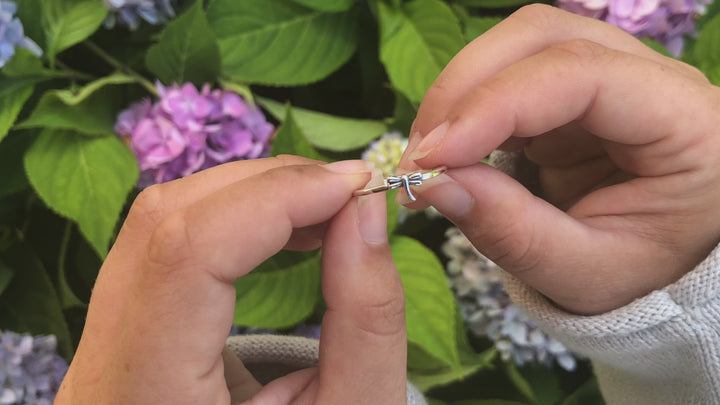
[398,4,720,315]
[55,156,407,404]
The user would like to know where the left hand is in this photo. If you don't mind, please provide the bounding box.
[55,156,408,404]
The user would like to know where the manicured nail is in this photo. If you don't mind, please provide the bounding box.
[421,173,473,218]
[358,169,388,244]
[407,121,449,161]
[395,133,422,175]
[323,160,375,174]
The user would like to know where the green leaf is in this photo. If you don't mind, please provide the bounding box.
[392,236,460,369]
[291,0,355,12]
[24,129,139,258]
[233,251,321,328]
[378,0,464,103]
[515,365,565,405]
[408,306,496,391]
[702,63,720,86]
[642,38,673,58]
[146,0,221,86]
[271,106,325,160]
[409,348,495,391]
[503,362,538,404]
[0,132,34,197]
[464,16,503,42]
[390,88,417,136]
[260,97,387,152]
[1,49,53,78]
[207,0,357,85]
[386,189,400,235]
[16,0,45,50]
[0,242,73,358]
[42,0,108,64]
[693,13,720,68]
[17,74,134,136]
[561,377,604,405]
[0,79,33,144]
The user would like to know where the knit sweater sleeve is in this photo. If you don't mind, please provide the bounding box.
[490,151,720,405]
[225,335,427,405]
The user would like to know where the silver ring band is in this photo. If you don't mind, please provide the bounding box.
[353,166,447,202]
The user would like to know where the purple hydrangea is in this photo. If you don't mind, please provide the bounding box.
[0,1,42,68]
[102,0,179,31]
[0,331,68,405]
[116,82,274,188]
[559,0,711,56]
[442,227,577,371]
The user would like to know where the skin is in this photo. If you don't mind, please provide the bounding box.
[398,4,720,315]
[55,156,407,404]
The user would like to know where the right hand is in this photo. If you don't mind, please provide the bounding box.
[398,4,720,315]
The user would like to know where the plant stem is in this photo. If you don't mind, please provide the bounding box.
[55,59,97,82]
[83,40,158,96]
[57,221,85,309]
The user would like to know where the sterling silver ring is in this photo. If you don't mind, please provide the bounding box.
[353,166,447,202]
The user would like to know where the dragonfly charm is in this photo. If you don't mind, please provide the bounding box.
[353,166,447,202]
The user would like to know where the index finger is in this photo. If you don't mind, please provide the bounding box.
[398,4,700,171]
[410,41,717,176]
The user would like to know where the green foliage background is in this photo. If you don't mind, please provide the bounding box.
[4,0,720,402]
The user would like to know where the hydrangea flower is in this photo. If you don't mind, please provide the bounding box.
[558,0,711,56]
[442,227,577,371]
[102,0,180,31]
[116,82,274,188]
[0,1,42,68]
[0,331,68,405]
[362,131,409,177]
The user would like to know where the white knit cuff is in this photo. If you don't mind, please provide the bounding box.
[503,243,720,404]
[226,335,427,405]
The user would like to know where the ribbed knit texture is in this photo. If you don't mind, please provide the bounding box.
[226,335,427,404]
[492,150,720,405]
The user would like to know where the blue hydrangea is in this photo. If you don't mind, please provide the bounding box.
[102,0,179,31]
[0,1,42,68]
[0,330,68,405]
[442,227,578,371]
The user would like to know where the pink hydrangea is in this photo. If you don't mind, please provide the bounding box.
[116,83,274,188]
[559,0,711,56]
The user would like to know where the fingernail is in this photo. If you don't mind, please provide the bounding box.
[407,121,449,161]
[358,169,388,244]
[396,132,423,174]
[421,173,474,218]
[323,160,375,174]
[401,132,422,161]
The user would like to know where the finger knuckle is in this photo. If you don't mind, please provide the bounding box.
[509,4,562,32]
[146,211,194,272]
[550,39,610,62]
[491,228,543,275]
[353,293,406,338]
[125,184,166,230]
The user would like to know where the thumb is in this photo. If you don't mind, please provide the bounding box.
[311,173,407,404]
[417,164,602,311]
